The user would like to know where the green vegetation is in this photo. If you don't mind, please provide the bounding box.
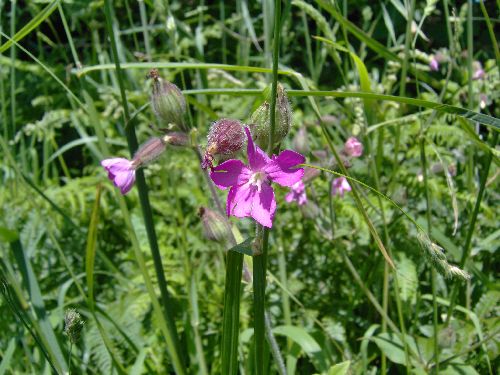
[0,0,498,374]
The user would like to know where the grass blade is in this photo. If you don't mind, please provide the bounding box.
[0,0,61,53]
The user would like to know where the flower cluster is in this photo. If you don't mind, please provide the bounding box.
[332,136,364,197]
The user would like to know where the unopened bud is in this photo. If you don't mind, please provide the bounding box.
[132,137,167,167]
[249,83,292,148]
[149,69,186,128]
[162,132,189,147]
[64,309,84,344]
[198,207,232,243]
[202,118,246,169]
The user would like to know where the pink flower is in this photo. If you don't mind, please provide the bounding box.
[343,137,363,158]
[210,127,305,228]
[285,180,307,206]
[473,68,485,80]
[101,158,136,194]
[332,177,351,197]
[429,58,439,72]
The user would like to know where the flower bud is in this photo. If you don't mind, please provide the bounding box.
[198,207,232,243]
[202,118,246,169]
[149,69,186,128]
[132,137,167,167]
[343,137,363,158]
[162,132,189,147]
[249,83,292,148]
[64,308,84,344]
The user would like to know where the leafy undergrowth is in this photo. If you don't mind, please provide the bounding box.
[0,1,498,374]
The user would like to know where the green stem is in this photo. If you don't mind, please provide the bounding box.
[254,2,282,374]
[221,251,244,375]
[394,0,416,170]
[446,132,498,322]
[420,130,439,372]
[103,2,186,374]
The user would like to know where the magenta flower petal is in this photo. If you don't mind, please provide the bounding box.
[210,159,251,189]
[101,158,132,174]
[285,191,294,203]
[227,183,254,218]
[251,183,276,228]
[245,127,271,170]
[264,150,305,187]
[101,157,136,195]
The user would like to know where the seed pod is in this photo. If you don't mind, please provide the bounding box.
[198,207,232,243]
[202,118,246,169]
[149,69,186,128]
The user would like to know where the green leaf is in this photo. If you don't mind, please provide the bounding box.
[371,333,420,367]
[11,239,67,373]
[0,338,16,375]
[228,237,255,256]
[326,361,351,375]
[86,185,102,308]
[0,0,61,53]
[395,253,418,304]
[180,89,500,131]
[273,325,329,372]
[0,227,19,243]
[441,364,480,375]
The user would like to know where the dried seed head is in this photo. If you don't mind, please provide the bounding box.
[202,118,246,169]
[64,309,84,344]
[198,207,232,243]
[150,69,186,128]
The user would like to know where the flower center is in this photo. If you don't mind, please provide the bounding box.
[249,171,267,190]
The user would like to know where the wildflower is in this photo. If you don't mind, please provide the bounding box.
[343,137,363,158]
[331,177,351,197]
[101,158,136,194]
[202,118,246,169]
[472,62,485,80]
[102,135,179,194]
[210,127,305,228]
[429,57,439,72]
[285,180,307,206]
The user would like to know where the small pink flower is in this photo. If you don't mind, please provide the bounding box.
[285,180,307,206]
[473,68,485,80]
[101,158,136,194]
[344,137,363,158]
[429,58,439,72]
[332,177,351,197]
[210,127,305,228]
